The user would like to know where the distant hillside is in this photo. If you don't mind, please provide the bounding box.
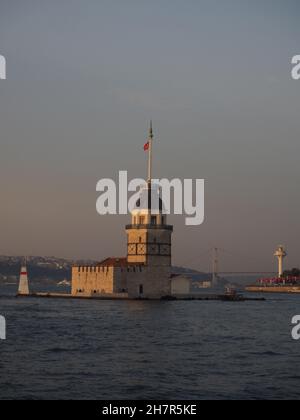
[0,255,208,281]
[0,256,96,283]
[172,266,211,280]
[0,256,212,285]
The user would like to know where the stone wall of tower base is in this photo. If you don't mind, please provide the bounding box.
[71,265,172,299]
[71,266,127,296]
[126,266,172,299]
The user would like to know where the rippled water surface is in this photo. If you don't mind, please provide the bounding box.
[1,285,300,400]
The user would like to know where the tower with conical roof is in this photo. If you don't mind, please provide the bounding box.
[72,123,176,299]
[125,123,173,297]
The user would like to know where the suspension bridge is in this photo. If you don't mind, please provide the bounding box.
[178,246,278,286]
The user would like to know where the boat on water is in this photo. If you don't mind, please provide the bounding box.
[57,279,71,286]
[221,287,242,301]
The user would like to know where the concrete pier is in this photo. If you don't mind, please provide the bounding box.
[246,285,300,294]
[16,292,265,302]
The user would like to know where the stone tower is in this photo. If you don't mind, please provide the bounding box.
[125,123,173,298]
[126,183,173,267]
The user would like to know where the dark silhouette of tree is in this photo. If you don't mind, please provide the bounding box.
[283,268,300,277]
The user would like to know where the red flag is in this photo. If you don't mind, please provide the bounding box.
[144,142,149,152]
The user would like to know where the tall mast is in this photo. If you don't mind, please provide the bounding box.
[147,120,154,183]
[212,247,219,286]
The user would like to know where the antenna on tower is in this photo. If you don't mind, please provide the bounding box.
[212,247,219,287]
[147,120,154,183]
[149,120,153,139]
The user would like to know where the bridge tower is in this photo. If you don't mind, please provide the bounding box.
[212,247,219,286]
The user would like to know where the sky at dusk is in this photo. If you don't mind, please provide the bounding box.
[0,0,300,272]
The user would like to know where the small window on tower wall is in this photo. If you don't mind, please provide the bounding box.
[151,216,157,225]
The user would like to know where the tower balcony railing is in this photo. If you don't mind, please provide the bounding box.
[126,224,173,231]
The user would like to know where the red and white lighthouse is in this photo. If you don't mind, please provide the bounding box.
[18,259,30,295]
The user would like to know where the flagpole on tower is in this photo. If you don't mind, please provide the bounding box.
[148,120,153,184]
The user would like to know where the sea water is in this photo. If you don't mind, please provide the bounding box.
[0,284,300,400]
